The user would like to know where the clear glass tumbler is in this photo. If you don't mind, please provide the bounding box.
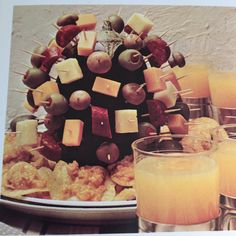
[132,134,220,232]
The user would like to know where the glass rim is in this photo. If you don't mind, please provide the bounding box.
[131,134,217,157]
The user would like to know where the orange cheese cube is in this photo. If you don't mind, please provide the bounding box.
[143,67,166,93]
[23,101,38,113]
[77,31,97,56]
[168,114,188,134]
[32,81,59,106]
[62,120,84,146]
[76,14,97,30]
[115,110,138,133]
[92,76,121,97]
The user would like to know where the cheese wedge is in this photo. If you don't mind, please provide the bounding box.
[55,58,83,84]
[92,76,121,97]
[62,119,84,146]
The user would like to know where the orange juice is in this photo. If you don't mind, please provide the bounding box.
[173,64,210,98]
[211,139,236,196]
[135,156,219,225]
[208,71,236,108]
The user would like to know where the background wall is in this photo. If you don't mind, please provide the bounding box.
[6,4,236,128]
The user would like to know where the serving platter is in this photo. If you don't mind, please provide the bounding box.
[0,196,136,221]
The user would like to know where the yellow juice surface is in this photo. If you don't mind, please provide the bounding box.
[173,64,210,98]
[208,72,236,108]
[211,140,236,196]
[135,156,219,225]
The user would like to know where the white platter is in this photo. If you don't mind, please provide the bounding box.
[0,196,136,222]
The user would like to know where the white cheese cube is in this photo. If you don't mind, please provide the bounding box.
[55,58,83,84]
[126,13,154,35]
[115,110,138,133]
[153,81,178,108]
[16,120,38,146]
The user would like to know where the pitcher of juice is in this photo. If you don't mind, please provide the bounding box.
[132,134,221,232]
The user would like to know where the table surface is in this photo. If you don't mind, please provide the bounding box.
[0,205,138,235]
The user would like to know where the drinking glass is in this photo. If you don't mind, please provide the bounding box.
[132,134,220,232]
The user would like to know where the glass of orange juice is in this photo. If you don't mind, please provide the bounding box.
[132,134,220,232]
[209,71,236,125]
[211,124,236,199]
[173,64,212,119]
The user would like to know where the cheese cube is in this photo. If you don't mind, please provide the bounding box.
[168,114,188,134]
[77,31,97,56]
[62,120,84,146]
[143,67,166,93]
[164,71,181,90]
[125,13,154,36]
[76,14,97,30]
[115,110,138,133]
[55,58,83,84]
[153,81,178,108]
[16,119,38,146]
[32,81,59,106]
[23,100,38,113]
[92,76,121,97]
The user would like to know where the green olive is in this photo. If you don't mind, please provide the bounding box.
[118,49,143,71]
[123,34,143,50]
[56,14,79,26]
[23,68,50,89]
[108,14,124,33]
[31,45,47,68]
[43,93,68,115]
[69,90,91,110]
[87,51,112,74]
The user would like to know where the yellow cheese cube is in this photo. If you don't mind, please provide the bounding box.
[55,58,83,84]
[77,31,97,56]
[32,81,59,106]
[92,76,121,97]
[62,120,84,146]
[16,119,38,146]
[76,13,97,30]
[126,13,154,36]
[115,110,138,133]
